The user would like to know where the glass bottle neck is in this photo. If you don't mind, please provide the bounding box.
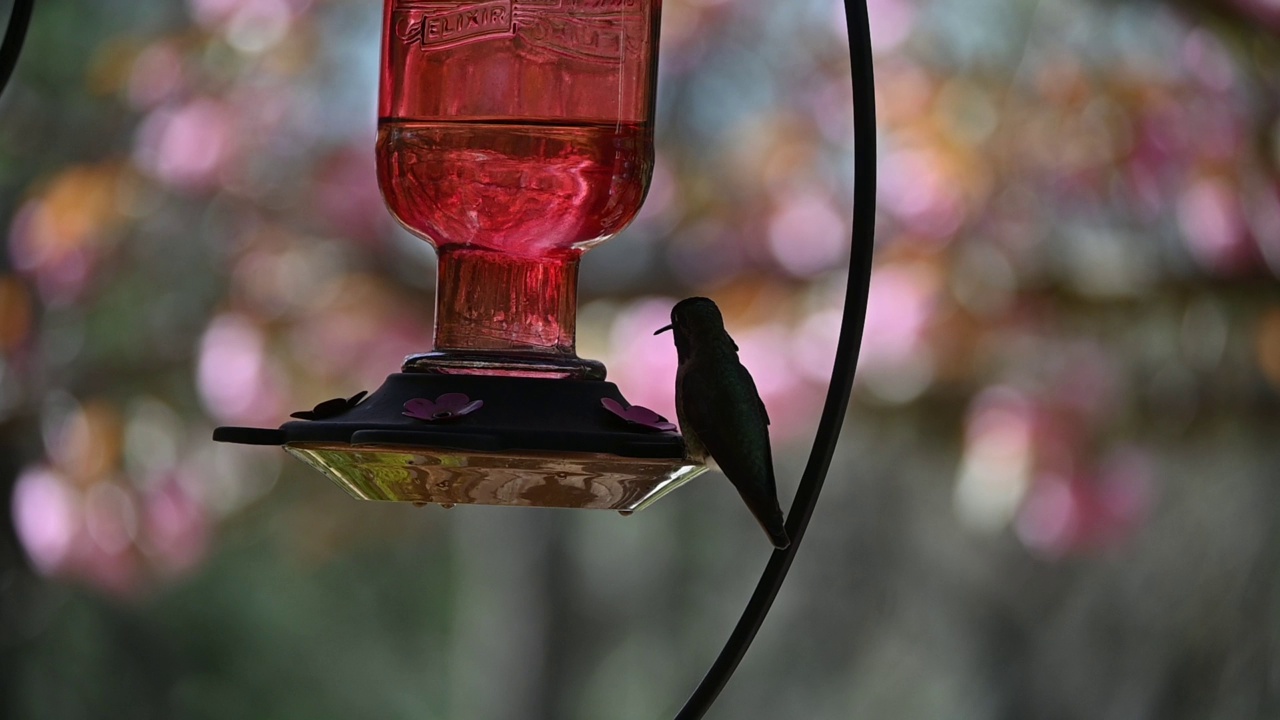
[402,247,605,379]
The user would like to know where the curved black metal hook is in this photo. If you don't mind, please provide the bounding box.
[0,0,34,100]
[672,0,877,716]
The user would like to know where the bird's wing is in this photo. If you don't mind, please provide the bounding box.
[682,360,775,488]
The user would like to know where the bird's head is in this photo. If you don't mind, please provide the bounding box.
[654,297,738,360]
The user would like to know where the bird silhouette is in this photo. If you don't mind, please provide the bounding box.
[656,297,790,549]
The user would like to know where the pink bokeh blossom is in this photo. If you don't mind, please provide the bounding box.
[1016,449,1153,558]
[135,99,235,191]
[1178,177,1256,274]
[197,313,289,426]
[13,465,213,595]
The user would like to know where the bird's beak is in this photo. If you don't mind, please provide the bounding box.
[654,324,673,335]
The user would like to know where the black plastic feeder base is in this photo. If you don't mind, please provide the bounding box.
[213,373,705,512]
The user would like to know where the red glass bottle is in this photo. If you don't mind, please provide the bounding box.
[378,0,662,378]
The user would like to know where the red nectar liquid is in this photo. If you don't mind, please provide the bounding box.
[378,120,651,257]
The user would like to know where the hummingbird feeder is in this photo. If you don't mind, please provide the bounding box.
[214,0,709,513]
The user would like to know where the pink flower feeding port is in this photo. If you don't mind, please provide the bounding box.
[290,391,368,421]
[403,394,484,422]
[601,398,677,432]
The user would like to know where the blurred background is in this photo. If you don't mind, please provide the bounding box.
[1,0,1279,717]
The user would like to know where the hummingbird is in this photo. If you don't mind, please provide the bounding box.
[656,297,790,549]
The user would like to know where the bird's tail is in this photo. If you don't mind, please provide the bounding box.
[757,506,790,550]
[732,482,791,549]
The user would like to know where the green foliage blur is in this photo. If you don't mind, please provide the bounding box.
[2,0,1279,718]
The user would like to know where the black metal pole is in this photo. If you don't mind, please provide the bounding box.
[0,0,33,100]
[672,0,876,716]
